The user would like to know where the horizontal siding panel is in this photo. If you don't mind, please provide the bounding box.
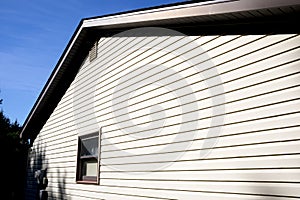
[45,182,298,200]
[75,36,215,110]
[94,36,235,99]
[39,137,77,152]
[47,170,75,177]
[92,35,298,112]
[96,186,299,200]
[101,97,300,143]
[101,124,300,154]
[45,151,77,160]
[37,124,77,143]
[40,136,77,150]
[101,80,300,140]
[101,85,300,145]
[31,138,76,152]
[100,132,300,164]
[43,35,298,136]
[106,51,297,112]
[40,145,77,156]
[101,168,300,183]
[225,72,300,103]
[100,179,300,197]
[41,111,75,132]
[47,183,176,200]
[80,35,213,92]
[33,133,77,147]
[41,95,75,125]
[26,34,300,200]
[43,156,76,164]
[38,161,75,169]
[98,37,185,85]
[101,154,300,171]
[98,60,300,137]
[101,111,300,158]
[101,124,300,155]
[74,36,172,102]
[213,35,298,70]
[73,34,296,115]
[100,143,300,172]
[95,71,300,131]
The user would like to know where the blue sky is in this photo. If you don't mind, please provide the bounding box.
[0,0,185,125]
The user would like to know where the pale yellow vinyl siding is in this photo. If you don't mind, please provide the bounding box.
[26,34,300,200]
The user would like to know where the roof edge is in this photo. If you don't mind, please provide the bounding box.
[19,19,85,140]
[82,0,300,28]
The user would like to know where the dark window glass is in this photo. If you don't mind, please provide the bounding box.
[76,133,99,184]
[80,136,98,157]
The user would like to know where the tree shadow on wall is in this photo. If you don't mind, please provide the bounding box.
[26,143,47,200]
[56,169,69,200]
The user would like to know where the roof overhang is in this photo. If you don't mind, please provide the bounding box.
[20,0,300,143]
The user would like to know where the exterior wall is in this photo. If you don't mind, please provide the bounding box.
[26,33,300,199]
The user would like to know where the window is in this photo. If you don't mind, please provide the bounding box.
[76,132,99,184]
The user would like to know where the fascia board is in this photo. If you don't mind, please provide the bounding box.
[82,0,300,29]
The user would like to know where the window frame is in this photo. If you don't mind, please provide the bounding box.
[76,131,100,184]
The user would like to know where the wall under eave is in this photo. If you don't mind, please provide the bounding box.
[25,32,300,199]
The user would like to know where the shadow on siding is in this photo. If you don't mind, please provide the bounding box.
[25,143,47,200]
[56,169,69,200]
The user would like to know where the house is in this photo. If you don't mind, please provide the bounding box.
[20,0,300,199]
